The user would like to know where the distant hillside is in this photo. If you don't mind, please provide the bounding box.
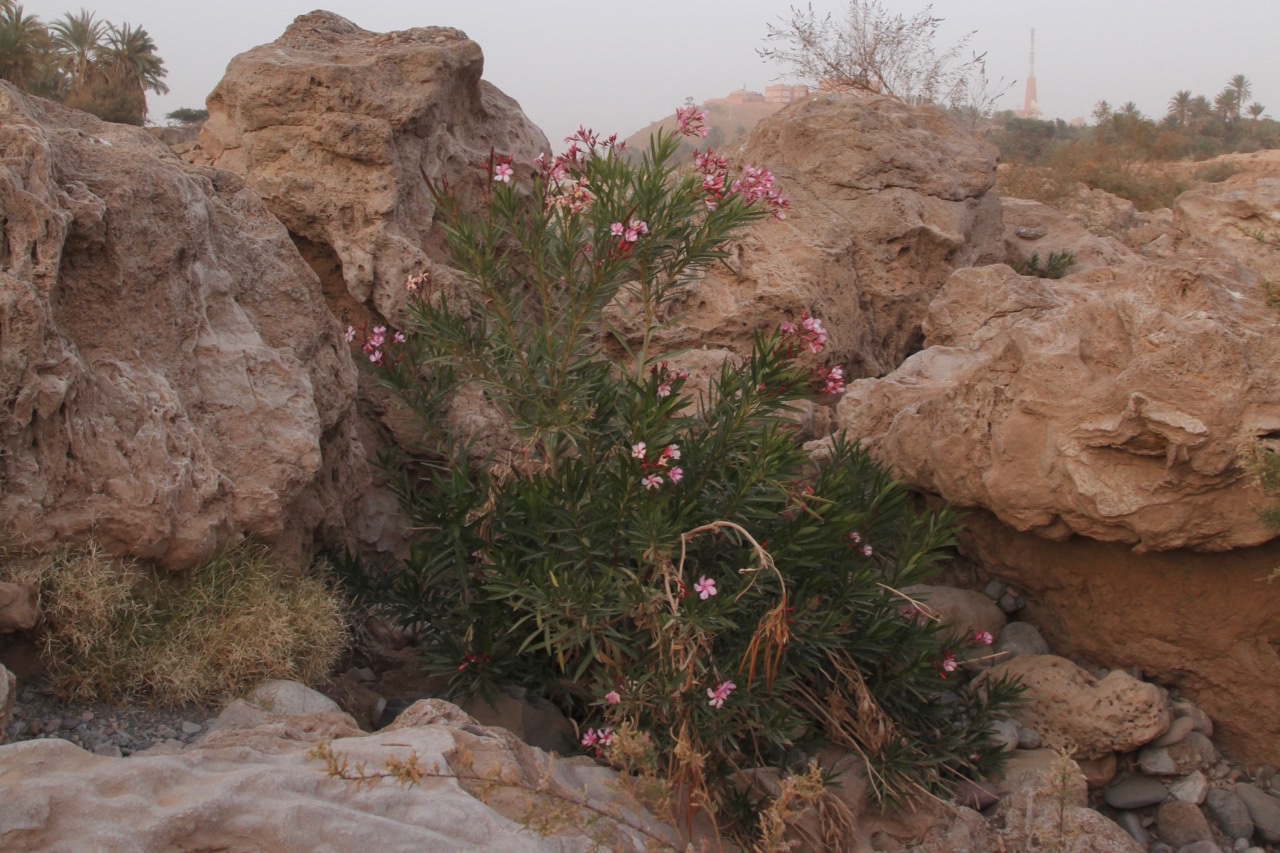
[623,100,789,157]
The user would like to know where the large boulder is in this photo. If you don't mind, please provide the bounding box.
[192,11,550,323]
[835,258,1280,551]
[634,93,1005,379]
[0,83,365,570]
[973,654,1170,759]
[0,700,687,852]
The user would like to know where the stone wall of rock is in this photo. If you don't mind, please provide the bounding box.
[191,11,549,325]
[629,94,1005,380]
[835,257,1280,552]
[0,83,367,570]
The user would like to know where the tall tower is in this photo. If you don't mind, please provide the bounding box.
[1022,29,1041,119]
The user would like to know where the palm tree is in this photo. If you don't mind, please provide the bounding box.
[1167,90,1193,128]
[1118,100,1143,119]
[1228,74,1252,121]
[1248,102,1267,127]
[48,8,106,92]
[1189,95,1213,133]
[102,22,167,96]
[0,2,49,90]
[1214,88,1240,125]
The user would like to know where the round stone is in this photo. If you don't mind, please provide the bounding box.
[1105,775,1169,809]
[1206,788,1255,841]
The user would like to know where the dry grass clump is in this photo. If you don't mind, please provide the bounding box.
[13,541,346,705]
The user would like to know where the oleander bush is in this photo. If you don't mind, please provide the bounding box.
[346,109,1019,840]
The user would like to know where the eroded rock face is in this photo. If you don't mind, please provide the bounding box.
[0,700,684,852]
[0,83,366,570]
[961,511,1280,767]
[193,11,550,322]
[835,258,1280,551]
[634,94,1004,379]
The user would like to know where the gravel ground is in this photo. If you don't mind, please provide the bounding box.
[5,676,221,756]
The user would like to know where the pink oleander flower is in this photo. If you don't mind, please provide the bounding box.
[405,272,430,293]
[817,364,845,395]
[974,630,995,646]
[493,162,514,183]
[631,441,647,459]
[900,604,929,626]
[861,544,873,557]
[939,651,959,677]
[641,474,663,490]
[581,726,613,753]
[657,382,672,398]
[847,531,861,544]
[619,218,648,243]
[605,690,621,705]
[663,444,681,461]
[368,350,383,364]
[668,466,684,484]
[344,326,356,343]
[707,680,736,709]
[394,331,407,344]
[694,575,717,599]
[675,105,709,138]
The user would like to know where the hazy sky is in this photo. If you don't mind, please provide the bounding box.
[19,0,1280,145]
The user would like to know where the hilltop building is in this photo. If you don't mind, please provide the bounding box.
[764,84,811,104]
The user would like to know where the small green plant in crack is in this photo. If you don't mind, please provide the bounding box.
[1015,250,1077,280]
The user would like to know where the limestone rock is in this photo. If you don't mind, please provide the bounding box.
[246,680,343,716]
[0,701,686,852]
[193,11,549,323]
[837,258,1280,552]
[0,584,38,632]
[975,655,1169,759]
[902,584,1006,645]
[1175,179,1280,283]
[1001,196,1135,273]
[625,93,1004,381]
[992,751,1142,853]
[995,748,1087,807]
[0,82,366,570]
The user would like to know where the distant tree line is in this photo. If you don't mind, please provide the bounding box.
[0,0,168,125]
[987,74,1274,168]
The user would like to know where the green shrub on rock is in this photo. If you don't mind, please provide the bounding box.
[349,109,1019,835]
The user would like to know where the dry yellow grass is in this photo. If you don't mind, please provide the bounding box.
[2,540,347,705]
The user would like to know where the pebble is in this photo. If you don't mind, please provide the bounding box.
[1106,775,1169,809]
[1173,841,1223,853]
[1168,771,1208,805]
[1113,809,1149,845]
[996,622,1051,658]
[1152,715,1195,747]
[5,676,218,756]
[1235,783,1280,843]
[1155,800,1213,847]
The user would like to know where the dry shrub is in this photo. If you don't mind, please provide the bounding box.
[997,144,1189,211]
[19,541,346,704]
